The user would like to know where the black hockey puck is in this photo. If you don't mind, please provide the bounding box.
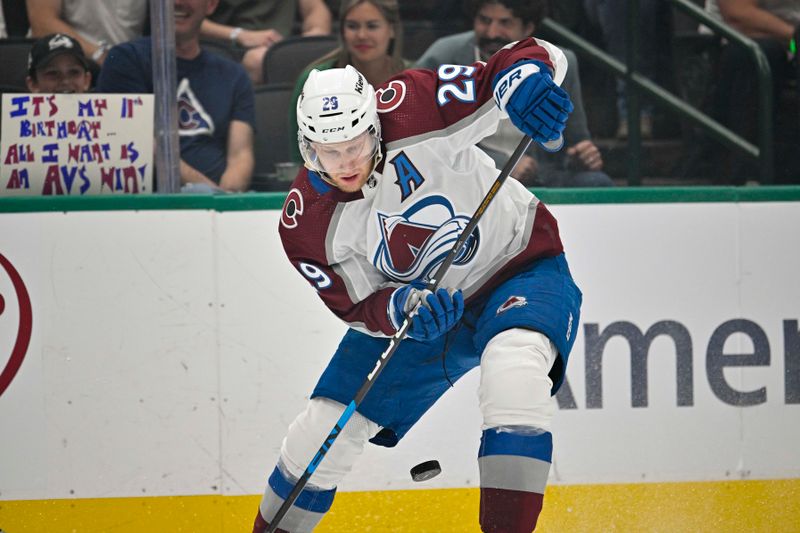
[410,460,442,482]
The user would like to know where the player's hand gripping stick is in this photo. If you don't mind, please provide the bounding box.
[389,283,464,341]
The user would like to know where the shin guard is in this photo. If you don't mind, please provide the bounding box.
[255,398,377,532]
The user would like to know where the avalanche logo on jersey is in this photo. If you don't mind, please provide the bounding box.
[281,188,304,229]
[177,78,214,136]
[376,80,406,113]
[374,195,479,282]
[497,295,527,315]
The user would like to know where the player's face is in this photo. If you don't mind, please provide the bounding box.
[473,3,535,61]
[342,1,395,65]
[312,131,377,192]
[26,54,91,94]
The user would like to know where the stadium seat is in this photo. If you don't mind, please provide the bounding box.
[0,84,27,94]
[0,38,35,91]
[262,35,337,84]
[401,20,458,62]
[252,82,295,184]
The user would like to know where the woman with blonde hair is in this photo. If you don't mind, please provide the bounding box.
[289,0,406,163]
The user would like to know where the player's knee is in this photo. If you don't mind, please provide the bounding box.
[479,329,557,431]
[280,398,378,489]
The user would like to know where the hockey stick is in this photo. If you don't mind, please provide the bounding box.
[265,133,538,532]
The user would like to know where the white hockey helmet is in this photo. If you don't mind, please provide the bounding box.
[296,65,382,178]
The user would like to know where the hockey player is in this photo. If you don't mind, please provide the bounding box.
[254,36,582,533]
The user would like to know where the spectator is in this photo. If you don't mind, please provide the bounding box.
[26,0,148,66]
[416,0,613,188]
[25,33,91,93]
[706,0,799,183]
[200,0,332,83]
[97,0,255,193]
[288,0,407,163]
[0,4,6,39]
[583,0,659,139]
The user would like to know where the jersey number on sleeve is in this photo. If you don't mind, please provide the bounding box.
[299,262,332,290]
[436,64,476,106]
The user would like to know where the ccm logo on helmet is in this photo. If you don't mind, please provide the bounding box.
[322,126,346,133]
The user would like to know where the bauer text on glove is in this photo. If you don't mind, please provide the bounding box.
[493,59,573,149]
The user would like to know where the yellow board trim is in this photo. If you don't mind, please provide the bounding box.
[1,480,798,532]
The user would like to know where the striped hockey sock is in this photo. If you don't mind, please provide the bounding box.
[255,465,337,532]
[252,509,288,533]
[478,427,553,532]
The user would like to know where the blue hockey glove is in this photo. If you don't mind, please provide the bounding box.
[389,282,464,341]
[493,60,573,149]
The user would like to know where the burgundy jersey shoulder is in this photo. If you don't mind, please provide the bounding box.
[373,67,443,142]
[374,38,559,144]
[278,169,353,266]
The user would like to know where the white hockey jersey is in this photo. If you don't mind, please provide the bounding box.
[279,38,568,337]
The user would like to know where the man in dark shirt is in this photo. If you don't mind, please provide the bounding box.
[97,0,255,191]
[417,0,612,188]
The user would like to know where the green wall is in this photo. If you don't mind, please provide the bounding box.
[1,186,800,213]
